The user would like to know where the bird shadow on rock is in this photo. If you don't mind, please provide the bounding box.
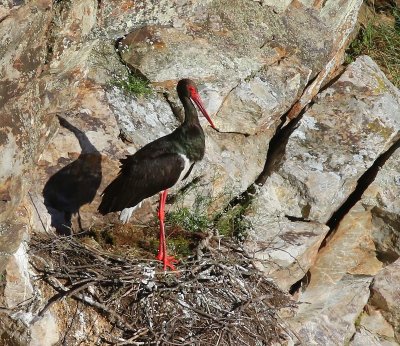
[43,115,102,235]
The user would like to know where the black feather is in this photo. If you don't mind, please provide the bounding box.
[98,153,185,214]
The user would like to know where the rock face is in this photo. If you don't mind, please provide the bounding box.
[287,136,400,343]
[370,260,400,341]
[254,55,400,224]
[0,0,55,223]
[363,146,400,260]
[294,274,373,345]
[245,55,400,306]
[245,219,329,291]
[119,0,362,135]
[348,147,400,345]
[3,0,400,344]
[287,203,380,344]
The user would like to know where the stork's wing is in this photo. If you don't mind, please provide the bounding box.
[98,153,185,214]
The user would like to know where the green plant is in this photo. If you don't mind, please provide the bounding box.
[168,191,213,234]
[345,7,400,87]
[215,204,250,239]
[168,190,252,245]
[112,74,152,95]
[168,206,211,232]
[167,236,192,257]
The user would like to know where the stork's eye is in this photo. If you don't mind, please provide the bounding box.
[188,86,196,96]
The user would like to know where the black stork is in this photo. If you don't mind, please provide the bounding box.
[98,79,216,270]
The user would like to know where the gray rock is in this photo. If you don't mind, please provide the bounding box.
[106,87,179,147]
[0,1,55,223]
[216,60,311,134]
[362,147,400,259]
[245,219,329,291]
[370,259,400,342]
[351,308,397,346]
[286,203,381,344]
[285,56,400,344]
[351,327,397,346]
[256,56,400,223]
[290,274,373,345]
[118,0,363,134]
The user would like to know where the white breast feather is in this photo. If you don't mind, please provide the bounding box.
[178,154,192,183]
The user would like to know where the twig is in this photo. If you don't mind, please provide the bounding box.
[26,233,296,344]
[32,279,95,323]
[115,328,150,345]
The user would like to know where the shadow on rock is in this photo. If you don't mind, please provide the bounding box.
[43,116,102,235]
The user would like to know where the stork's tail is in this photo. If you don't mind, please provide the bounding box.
[98,175,127,215]
[98,175,143,224]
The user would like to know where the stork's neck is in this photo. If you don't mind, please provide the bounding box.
[180,96,200,126]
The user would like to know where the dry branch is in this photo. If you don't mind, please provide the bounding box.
[27,233,297,345]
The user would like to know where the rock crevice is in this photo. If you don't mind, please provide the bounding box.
[326,136,400,236]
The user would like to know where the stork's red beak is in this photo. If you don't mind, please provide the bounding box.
[191,93,216,129]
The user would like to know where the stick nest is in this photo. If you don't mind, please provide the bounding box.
[29,233,296,345]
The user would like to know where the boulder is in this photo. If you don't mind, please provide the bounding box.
[119,0,364,133]
[290,274,372,345]
[291,144,400,344]
[255,56,400,223]
[245,219,329,291]
[351,308,397,346]
[286,203,381,344]
[362,147,400,260]
[370,259,400,342]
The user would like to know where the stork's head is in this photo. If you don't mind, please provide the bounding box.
[177,79,216,129]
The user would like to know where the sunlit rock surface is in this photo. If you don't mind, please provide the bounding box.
[362,147,400,259]
[351,307,397,346]
[288,120,400,344]
[370,259,400,342]
[287,204,381,344]
[255,56,400,223]
[245,219,329,291]
[119,0,363,134]
[348,148,400,344]
[291,274,372,345]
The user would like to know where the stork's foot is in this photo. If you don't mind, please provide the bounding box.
[155,253,178,271]
[155,242,165,261]
[163,255,179,271]
[155,252,163,261]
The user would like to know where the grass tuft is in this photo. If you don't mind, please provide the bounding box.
[346,6,400,87]
[112,74,152,95]
[168,190,251,242]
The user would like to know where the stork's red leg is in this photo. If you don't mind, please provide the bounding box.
[156,190,166,260]
[155,189,178,270]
